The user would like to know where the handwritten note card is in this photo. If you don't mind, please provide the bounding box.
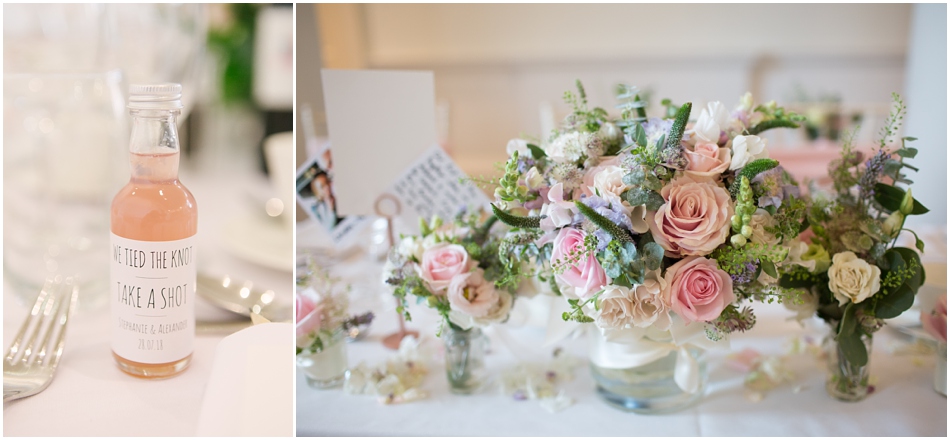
[390,146,491,222]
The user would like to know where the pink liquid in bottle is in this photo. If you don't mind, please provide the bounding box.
[111,85,196,379]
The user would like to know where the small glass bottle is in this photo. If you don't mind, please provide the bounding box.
[110,84,197,378]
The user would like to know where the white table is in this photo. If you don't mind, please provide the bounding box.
[296,256,948,437]
[3,166,294,436]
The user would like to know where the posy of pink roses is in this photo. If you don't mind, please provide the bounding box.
[385,210,524,334]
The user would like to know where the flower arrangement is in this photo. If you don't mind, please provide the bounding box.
[491,81,805,345]
[385,209,525,334]
[296,266,374,355]
[778,94,929,374]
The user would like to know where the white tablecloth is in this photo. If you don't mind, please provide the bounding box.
[296,256,948,437]
[3,167,294,436]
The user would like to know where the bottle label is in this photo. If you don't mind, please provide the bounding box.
[110,233,196,364]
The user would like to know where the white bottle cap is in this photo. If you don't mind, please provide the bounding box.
[128,83,184,110]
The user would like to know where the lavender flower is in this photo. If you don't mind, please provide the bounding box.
[730,259,759,284]
[516,156,537,174]
[859,150,888,200]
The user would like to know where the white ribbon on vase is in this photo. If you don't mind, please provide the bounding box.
[588,316,727,394]
[535,271,729,394]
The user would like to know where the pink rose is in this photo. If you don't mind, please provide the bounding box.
[665,256,735,323]
[447,268,499,318]
[295,289,322,339]
[551,228,609,298]
[418,243,472,293]
[922,294,947,342]
[684,142,731,178]
[648,174,734,257]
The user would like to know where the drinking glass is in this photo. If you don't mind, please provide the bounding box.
[3,70,127,310]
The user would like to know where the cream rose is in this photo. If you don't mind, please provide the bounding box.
[684,142,731,178]
[827,251,882,306]
[648,174,734,257]
[594,285,635,329]
[630,278,672,330]
[729,135,769,170]
[593,165,630,199]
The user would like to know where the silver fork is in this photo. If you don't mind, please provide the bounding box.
[3,277,78,403]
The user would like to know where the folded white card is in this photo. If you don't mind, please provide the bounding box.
[321,69,436,216]
[195,323,293,437]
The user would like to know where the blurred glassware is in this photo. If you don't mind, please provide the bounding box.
[3,4,206,120]
[3,70,127,311]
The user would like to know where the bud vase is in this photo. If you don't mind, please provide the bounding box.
[824,332,873,401]
[442,326,488,394]
[297,336,348,389]
[590,331,707,414]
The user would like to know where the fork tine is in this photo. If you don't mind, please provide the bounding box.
[32,280,69,366]
[19,282,59,364]
[45,279,78,369]
[5,280,54,363]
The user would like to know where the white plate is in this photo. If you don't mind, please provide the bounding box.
[219,214,293,272]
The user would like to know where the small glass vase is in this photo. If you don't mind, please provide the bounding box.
[442,326,488,394]
[824,332,873,402]
[296,337,348,389]
[935,341,947,397]
[591,348,708,414]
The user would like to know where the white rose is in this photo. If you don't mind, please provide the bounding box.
[524,166,544,190]
[506,138,530,156]
[630,278,672,330]
[750,209,780,245]
[594,285,635,329]
[828,252,882,306]
[692,109,721,143]
[729,135,769,170]
[592,165,630,199]
[784,287,819,323]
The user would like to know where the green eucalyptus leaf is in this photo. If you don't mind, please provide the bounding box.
[874,183,904,212]
[624,188,665,211]
[632,123,648,148]
[622,167,646,186]
[896,147,918,159]
[527,143,547,160]
[642,242,664,271]
[875,283,915,319]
